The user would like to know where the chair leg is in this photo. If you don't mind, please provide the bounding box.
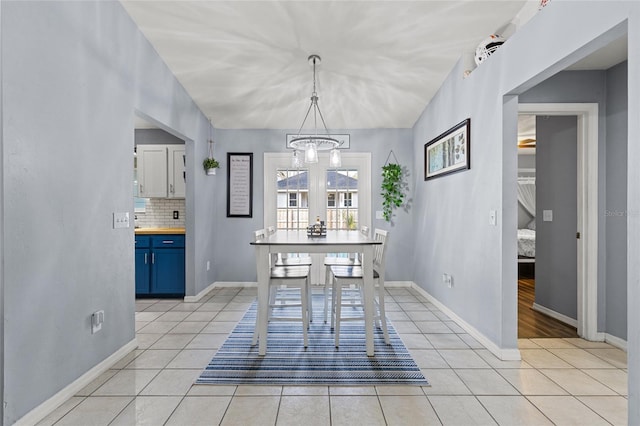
[307,276,313,322]
[334,281,342,347]
[301,280,309,348]
[377,283,390,344]
[323,265,331,323]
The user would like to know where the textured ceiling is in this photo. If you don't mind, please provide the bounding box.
[122,1,530,130]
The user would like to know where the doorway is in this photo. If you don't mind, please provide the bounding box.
[517,103,599,340]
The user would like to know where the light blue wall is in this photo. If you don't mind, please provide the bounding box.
[605,61,628,340]
[1,1,214,422]
[411,2,639,422]
[210,128,414,283]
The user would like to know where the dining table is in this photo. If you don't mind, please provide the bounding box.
[250,229,382,356]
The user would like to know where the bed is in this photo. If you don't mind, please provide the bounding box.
[517,228,536,260]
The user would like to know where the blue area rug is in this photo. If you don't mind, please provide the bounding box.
[196,293,429,386]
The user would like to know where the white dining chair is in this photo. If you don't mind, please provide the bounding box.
[252,228,310,347]
[330,228,389,347]
[266,225,314,319]
[322,225,370,323]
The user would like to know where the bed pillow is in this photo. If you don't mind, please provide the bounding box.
[526,219,536,230]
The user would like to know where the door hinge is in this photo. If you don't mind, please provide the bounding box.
[576,232,581,239]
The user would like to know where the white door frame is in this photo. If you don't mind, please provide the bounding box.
[518,103,600,341]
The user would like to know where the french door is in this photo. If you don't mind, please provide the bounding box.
[264,152,371,283]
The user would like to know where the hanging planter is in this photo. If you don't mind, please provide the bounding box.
[203,124,219,176]
[203,157,219,175]
[381,150,406,222]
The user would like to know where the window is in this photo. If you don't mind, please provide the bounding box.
[343,192,353,207]
[327,193,336,207]
[289,192,298,207]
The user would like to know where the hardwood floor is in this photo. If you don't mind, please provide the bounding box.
[518,278,578,338]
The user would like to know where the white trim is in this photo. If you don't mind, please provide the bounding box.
[532,303,578,327]
[213,281,257,288]
[518,103,599,341]
[184,282,217,302]
[410,283,521,361]
[15,339,138,426]
[604,333,628,351]
[384,281,414,288]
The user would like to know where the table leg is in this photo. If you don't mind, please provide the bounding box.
[362,245,374,356]
[256,245,270,355]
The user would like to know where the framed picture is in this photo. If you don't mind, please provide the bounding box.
[286,133,350,149]
[424,118,470,180]
[227,153,253,217]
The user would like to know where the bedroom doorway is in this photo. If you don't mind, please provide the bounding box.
[517,103,599,340]
[517,113,578,338]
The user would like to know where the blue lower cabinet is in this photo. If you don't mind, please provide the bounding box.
[135,234,185,297]
[135,248,151,295]
[152,248,186,295]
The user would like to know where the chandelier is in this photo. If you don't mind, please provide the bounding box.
[290,54,342,167]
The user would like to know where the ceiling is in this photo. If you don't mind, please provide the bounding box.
[122,1,531,130]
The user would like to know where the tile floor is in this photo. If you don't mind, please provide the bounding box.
[38,286,628,425]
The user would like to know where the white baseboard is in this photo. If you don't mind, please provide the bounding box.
[605,333,628,351]
[532,303,578,327]
[213,281,257,288]
[385,281,414,288]
[410,283,521,361]
[16,338,138,426]
[184,282,217,302]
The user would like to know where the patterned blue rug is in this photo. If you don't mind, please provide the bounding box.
[196,293,429,386]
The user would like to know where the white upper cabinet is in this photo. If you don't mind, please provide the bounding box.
[137,144,185,198]
[168,145,186,198]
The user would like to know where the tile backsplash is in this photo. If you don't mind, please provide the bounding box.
[135,198,186,228]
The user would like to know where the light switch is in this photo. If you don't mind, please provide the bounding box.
[113,212,130,229]
[489,210,497,226]
[543,210,553,222]
[375,211,384,220]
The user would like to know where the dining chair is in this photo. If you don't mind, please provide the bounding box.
[266,225,314,319]
[252,228,310,347]
[322,225,370,323]
[330,228,389,347]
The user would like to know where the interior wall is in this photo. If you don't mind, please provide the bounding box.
[517,152,535,228]
[605,61,628,340]
[535,116,578,319]
[134,129,185,145]
[411,0,635,362]
[1,1,212,423]
[211,128,414,283]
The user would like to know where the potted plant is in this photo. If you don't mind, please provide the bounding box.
[203,157,219,175]
[381,163,404,222]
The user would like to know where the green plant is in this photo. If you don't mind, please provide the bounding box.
[381,163,404,222]
[203,157,219,170]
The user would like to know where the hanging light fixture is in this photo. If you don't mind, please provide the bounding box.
[289,54,342,165]
[291,149,303,168]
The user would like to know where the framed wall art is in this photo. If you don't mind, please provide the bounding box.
[424,118,470,180]
[227,152,253,217]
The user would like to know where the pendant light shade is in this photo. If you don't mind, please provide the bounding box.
[291,150,303,168]
[305,142,318,163]
[329,148,341,167]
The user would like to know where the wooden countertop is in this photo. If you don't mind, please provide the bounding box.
[135,227,185,235]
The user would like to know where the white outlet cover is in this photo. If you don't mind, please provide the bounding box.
[543,210,553,222]
[375,210,384,220]
[113,212,130,229]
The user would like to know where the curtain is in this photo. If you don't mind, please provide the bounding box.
[517,180,536,217]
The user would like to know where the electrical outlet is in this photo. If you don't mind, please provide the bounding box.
[442,273,453,288]
[375,210,384,220]
[91,310,104,334]
[173,210,179,220]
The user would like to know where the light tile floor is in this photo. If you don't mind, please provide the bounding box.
[38,287,628,425]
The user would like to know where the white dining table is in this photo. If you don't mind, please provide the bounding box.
[250,229,382,356]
